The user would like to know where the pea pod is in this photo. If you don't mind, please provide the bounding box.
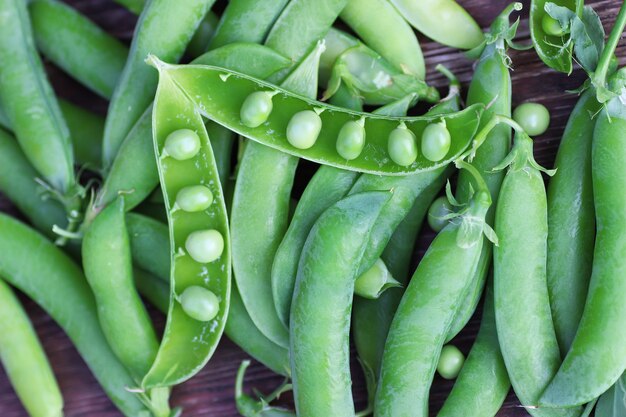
[96,43,291,212]
[546,89,600,354]
[0,279,63,417]
[540,71,626,407]
[29,0,128,100]
[374,162,492,417]
[291,191,391,417]
[447,3,520,341]
[530,0,575,74]
[494,132,578,417]
[134,267,171,314]
[0,0,76,200]
[58,100,105,169]
[0,214,151,416]
[102,0,217,169]
[323,43,440,105]
[340,0,425,78]
[390,0,484,49]
[436,281,510,417]
[114,0,144,14]
[142,55,231,389]
[209,0,289,49]
[319,28,359,85]
[230,38,331,348]
[147,60,484,175]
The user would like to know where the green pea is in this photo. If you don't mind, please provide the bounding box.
[437,345,465,380]
[185,229,224,263]
[388,124,417,166]
[175,185,213,212]
[240,91,274,128]
[336,119,366,160]
[427,196,453,232]
[286,110,322,149]
[421,122,451,162]
[354,258,400,299]
[513,102,550,136]
[179,286,220,322]
[541,14,565,37]
[163,129,201,160]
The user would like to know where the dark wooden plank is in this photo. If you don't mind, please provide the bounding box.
[0,0,622,415]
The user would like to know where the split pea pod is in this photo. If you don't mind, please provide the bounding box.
[546,89,600,354]
[374,162,491,417]
[142,55,231,389]
[494,132,578,417]
[0,0,75,198]
[0,279,63,417]
[340,0,425,78]
[530,0,576,74]
[0,214,150,416]
[82,197,159,381]
[151,62,484,175]
[102,0,217,169]
[290,191,392,417]
[96,43,291,212]
[29,0,128,100]
[447,3,519,340]
[209,0,289,49]
[390,0,484,49]
[436,282,510,417]
[540,71,626,407]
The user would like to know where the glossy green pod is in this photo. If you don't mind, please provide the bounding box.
[148,60,484,176]
[142,56,231,389]
[530,0,575,74]
[0,279,63,417]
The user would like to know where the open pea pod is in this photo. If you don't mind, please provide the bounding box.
[530,0,576,74]
[142,56,231,389]
[148,58,484,176]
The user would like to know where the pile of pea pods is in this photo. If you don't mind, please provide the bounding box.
[1,0,626,416]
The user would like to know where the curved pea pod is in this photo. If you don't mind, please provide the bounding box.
[0,0,75,196]
[83,197,160,382]
[340,0,424,78]
[494,133,579,417]
[0,214,151,416]
[436,282,510,417]
[185,11,219,57]
[323,44,440,106]
[29,0,128,100]
[102,0,217,169]
[447,3,519,340]
[142,56,231,390]
[271,166,358,326]
[546,89,600,354]
[96,43,291,212]
[374,163,492,417]
[291,191,391,417]
[530,0,575,74]
[209,0,289,49]
[58,100,105,169]
[0,279,63,417]
[540,92,626,407]
[148,59,484,175]
[390,0,484,50]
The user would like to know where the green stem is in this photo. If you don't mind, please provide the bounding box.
[461,114,524,161]
[235,360,250,400]
[593,0,626,88]
[454,160,490,198]
[575,0,584,17]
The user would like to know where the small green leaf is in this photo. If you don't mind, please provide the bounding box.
[545,3,575,32]
[571,6,605,74]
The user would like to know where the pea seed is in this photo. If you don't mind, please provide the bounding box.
[336,119,366,160]
[427,196,453,232]
[388,124,417,166]
[179,286,220,322]
[286,110,322,149]
[163,129,201,160]
[240,91,274,128]
[354,258,399,299]
[437,345,465,379]
[542,14,566,37]
[175,185,213,212]
[185,229,224,263]
[421,122,451,162]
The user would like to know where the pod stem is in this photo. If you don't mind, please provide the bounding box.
[461,114,524,161]
[435,64,461,99]
[593,0,626,90]
[454,160,490,199]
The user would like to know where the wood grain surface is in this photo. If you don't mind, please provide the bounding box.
[0,0,623,416]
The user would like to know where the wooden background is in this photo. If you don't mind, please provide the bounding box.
[0,0,623,415]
